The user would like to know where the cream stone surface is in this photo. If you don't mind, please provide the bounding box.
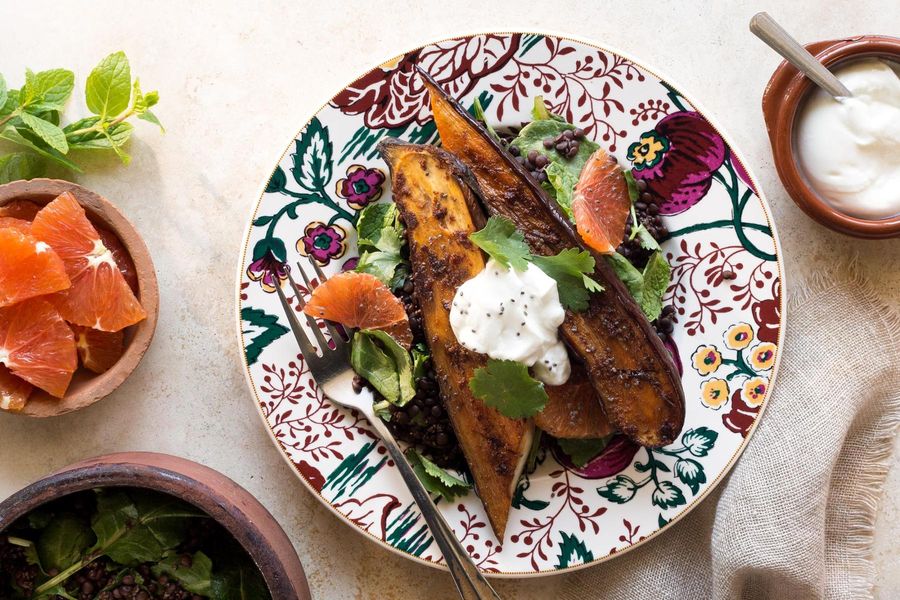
[1,1,897,598]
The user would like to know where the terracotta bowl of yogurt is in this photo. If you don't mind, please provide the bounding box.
[762,35,900,238]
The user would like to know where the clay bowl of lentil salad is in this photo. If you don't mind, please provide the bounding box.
[0,179,159,418]
[0,452,311,600]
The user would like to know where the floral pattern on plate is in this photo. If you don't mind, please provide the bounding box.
[237,33,784,576]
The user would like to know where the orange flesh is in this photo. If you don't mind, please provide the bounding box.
[31,192,146,332]
[0,227,71,309]
[302,271,412,348]
[0,364,32,411]
[0,298,77,398]
[571,148,632,254]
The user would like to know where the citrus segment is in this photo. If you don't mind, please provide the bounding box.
[303,271,412,348]
[31,192,146,332]
[0,200,42,221]
[0,298,77,398]
[0,217,32,234]
[72,325,125,374]
[97,226,139,294]
[0,364,32,412]
[0,228,71,308]
[571,148,632,254]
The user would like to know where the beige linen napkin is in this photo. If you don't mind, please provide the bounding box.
[562,261,900,600]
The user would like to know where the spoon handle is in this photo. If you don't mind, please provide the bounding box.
[750,12,852,99]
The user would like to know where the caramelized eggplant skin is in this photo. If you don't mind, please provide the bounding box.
[536,362,615,440]
[420,70,685,448]
[379,139,530,539]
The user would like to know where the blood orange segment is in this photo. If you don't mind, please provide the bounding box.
[571,148,632,254]
[303,271,412,348]
[0,364,32,412]
[0,298,77,398]
[31,192,146,332]
[0,217,32,234]
[97,226,139,294]
[72,325,125,374]
[0,200,42,221]
[0,227,71,308]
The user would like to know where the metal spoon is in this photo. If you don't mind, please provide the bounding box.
[750,12,852,100]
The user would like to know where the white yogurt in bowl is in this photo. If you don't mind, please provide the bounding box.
[795,58,900,220]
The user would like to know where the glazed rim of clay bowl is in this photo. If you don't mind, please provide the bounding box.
[765,35,900,238]
[0,452,312,599]
[0,178,159,417]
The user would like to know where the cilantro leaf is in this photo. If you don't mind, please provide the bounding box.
[469,359,548,419]
[531,248,603,312]
[406,449,471,501]
[639,251,671,322]
[350,329,415,405]
[557,437,612,468]
[469,215,531,270]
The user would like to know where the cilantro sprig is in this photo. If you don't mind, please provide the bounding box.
[0,52,162,181]
[469,359,548,419]
[468,215,603,311]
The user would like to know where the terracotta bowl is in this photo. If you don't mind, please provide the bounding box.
[0,452,311,599]
[0,179,159,417]
[762,35,900,239]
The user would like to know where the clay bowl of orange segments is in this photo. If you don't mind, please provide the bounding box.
[0,179,159,417]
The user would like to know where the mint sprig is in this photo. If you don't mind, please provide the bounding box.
[469,359,548,419]
[0,52,162,182]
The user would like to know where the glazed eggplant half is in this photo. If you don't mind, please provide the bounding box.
[419,67,685,448]
[379,139,532,539]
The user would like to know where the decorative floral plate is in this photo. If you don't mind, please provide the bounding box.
[236,33,784,576]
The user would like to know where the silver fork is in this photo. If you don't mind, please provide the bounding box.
[275,257,502,600]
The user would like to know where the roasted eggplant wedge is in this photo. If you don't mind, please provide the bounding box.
[421,70,685,448]
[379,138,532,539]
[535,361,614,440]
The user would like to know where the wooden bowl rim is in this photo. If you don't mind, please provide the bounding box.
[0,178,159,417]
[0,452,311,599]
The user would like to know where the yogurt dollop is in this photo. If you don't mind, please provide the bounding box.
[449,258,570,386]
[796,58,900,220]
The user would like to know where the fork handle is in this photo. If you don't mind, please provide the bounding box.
[367,415,502,600]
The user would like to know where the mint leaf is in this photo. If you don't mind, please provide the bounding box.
[470,359,547,419]
[557,436,612,468]
[531,248,602,312]
[639,251,670,321]
[354,206,406,289]
[350,329,415,405]
[355,250,402,287]
[411,343,429,381]
[86,51,131,117]
[0,152,45,184]
[356,202,398,248]
[138,109,163,131]
[27,69,74,111]
[605,251,644,302]
[0,127,81,172]
[0,74,7,109]
[469,215,531,270]
[406,449,471,501]
[64,117,133,150]
[132,79,164,132]
[19,111,68,153]
[0,88,18,118]
[631,225,660,251]
[543,161,577,219]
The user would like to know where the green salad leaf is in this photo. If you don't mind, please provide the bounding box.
[530,96,566,122]
[350,329,415,406]
[152,551,213,596]
[470,359,548,419]
[37,514,93,572]
[406,449,472,501]
[354,202,409,291]
[411,343,430,381]
[543,161,578,219]
[469,215,531,270]
[472,96,500,142]
[531,248,603,312]
[557,436,613,468]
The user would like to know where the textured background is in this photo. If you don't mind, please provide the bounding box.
[0,1,897,598]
